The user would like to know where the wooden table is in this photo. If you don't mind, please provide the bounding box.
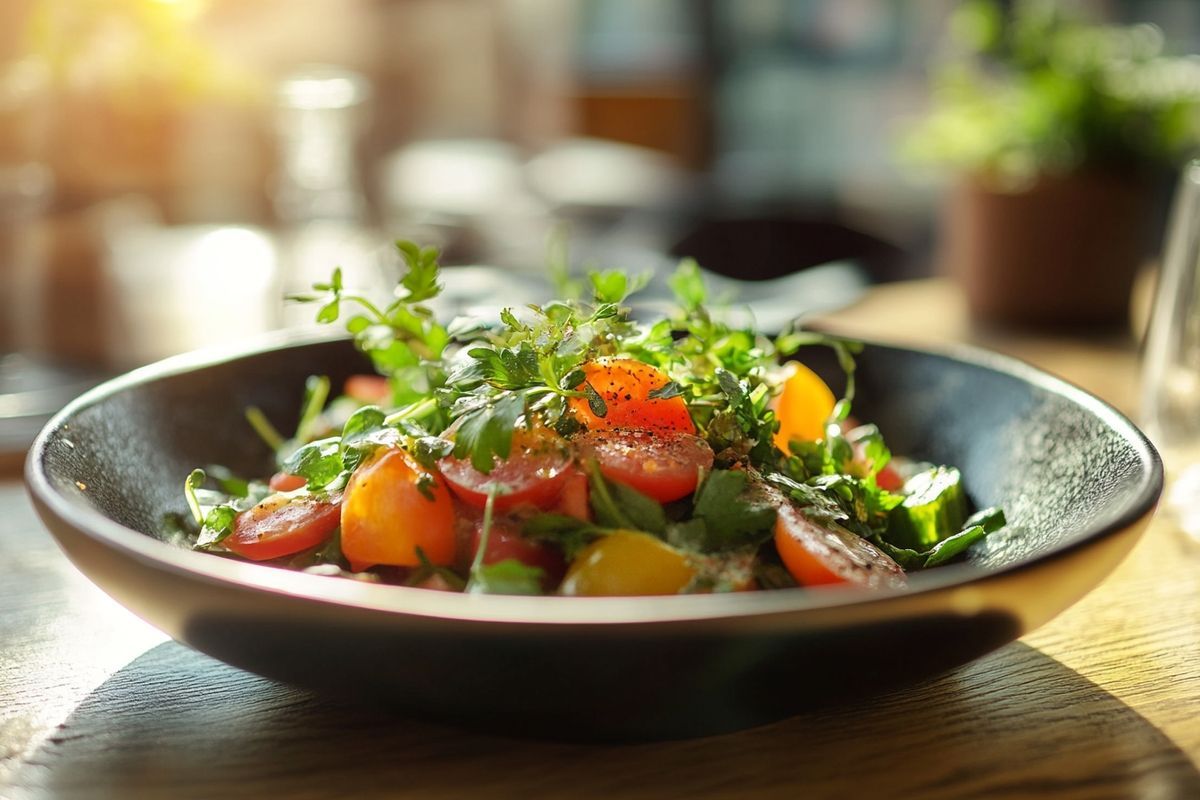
[3,279,1199,799]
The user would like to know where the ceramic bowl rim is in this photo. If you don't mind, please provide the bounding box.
[25,329,1163,627]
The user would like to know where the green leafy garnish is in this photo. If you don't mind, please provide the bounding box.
[281,437,344,489]
[466,486,545,595]
[584,459,668,535]
[688,469,777,551]
[924,525,988,568]
[200,235,1010,590]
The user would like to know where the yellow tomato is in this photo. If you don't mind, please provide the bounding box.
[772,362,836,450]
[559,531,696,596]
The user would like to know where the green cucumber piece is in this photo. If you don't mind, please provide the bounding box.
[886,466,967,550]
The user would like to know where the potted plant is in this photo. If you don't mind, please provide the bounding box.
[907,0,1200,327]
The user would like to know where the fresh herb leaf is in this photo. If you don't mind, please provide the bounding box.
[582,381,607,418]
[590,270,628,304]
[453,391,527,473]
[339,405,388,473]
[647,380,684,400]
[395,241,442,303]
[690,469,777,551]
[196,504,238,548]
[584,459,667,535]
[668,258,706,312]
[410,435,455,470]
[764,472,847,527]
[203,465,250,498]
[281,437,345,489]
[963,506,1006,533]
[924,524,988,567]
[341,405,386,444]
[468,559,545,596]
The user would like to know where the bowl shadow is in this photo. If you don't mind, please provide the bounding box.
[10,640,1199,800]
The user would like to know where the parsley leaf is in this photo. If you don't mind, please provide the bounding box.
[469,559,546,596]
[584,459,667,535]
[281,437,345,489]
[452,391,527,473]
[690,469,777,551]
[196,505,238,548]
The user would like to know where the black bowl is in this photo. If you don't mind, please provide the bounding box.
[25,333,1162,741]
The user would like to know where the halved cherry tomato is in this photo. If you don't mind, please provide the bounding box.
[553,467,591,521]
[773,497,906,589]
[470,519,567,591]
[344,374,392,405]
[569,358,695,434]
[559,530,695,596]
[341,447,456,570]
[226,492,341,561]
[773,362,836,450]
[573,429,714,503]
[268,471,307,492]
[439,430,572,512]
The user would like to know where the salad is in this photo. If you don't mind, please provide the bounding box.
[180,241,1005,596]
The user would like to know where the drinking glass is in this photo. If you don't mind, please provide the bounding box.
[1141,159,1200,539]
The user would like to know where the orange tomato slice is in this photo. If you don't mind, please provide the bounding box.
[773,362,836,450]
[569,358,695,434]
[340,447,457,570]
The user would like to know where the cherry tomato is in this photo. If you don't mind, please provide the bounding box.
[344,374,392,405]
[226,492,341,562]
[341,447,457,571]
[774,499,906,589]
[573,429,714,503]
[569,358,695,434]
[553,467,591,521]
[439,430,572,512]
[875,463,904,492]
[268,471,307,492]
[773,362,836,450]
[470,519,566,590]
[559,530,695,596]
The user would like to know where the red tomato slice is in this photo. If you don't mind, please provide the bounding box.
[470,518,567,590]
[773,497,906,590]
[341,447,457,570]
[553,467,591,521]
[569,358,695,434]
[268,471,307,492]
[573,429,714,503]
[440,430,572,512]
[344,374,392,405]
[226,492,341,562]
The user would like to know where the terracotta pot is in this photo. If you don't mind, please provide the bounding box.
[940,170,1152,327]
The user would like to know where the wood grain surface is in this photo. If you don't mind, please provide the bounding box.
[3,279,1199,800]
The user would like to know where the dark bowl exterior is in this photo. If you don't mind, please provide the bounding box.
[25,334,1162,740]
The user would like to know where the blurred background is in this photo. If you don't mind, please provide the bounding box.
[3,0,1200,452]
